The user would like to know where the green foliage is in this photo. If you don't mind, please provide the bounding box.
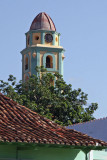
[0,67,98,126]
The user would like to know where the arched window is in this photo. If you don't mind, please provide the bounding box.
[25,57,28,70]
[46,55,53,68]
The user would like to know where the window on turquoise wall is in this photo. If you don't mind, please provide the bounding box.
[25,57,28,70]
[46,55,53,68]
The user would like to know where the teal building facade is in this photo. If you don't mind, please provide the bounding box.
[21,12,65,82]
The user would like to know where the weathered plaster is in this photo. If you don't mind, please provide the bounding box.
[32,33,41,45]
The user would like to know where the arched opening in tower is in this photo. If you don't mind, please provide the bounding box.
[46,56,53,68]
[25,57,28,70]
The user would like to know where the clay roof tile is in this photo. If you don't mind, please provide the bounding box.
[0,93,107,147]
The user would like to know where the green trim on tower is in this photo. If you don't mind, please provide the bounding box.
[58,52,62,75]
[43,53,56,71]
[52,33,55,45]
[21,46,64,54]
[25,30,59,35]
[36,51,40,67]
[29,33,32,46]
[26,34,27,48]
[41,32,45,44]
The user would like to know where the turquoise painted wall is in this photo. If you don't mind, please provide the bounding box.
[0,144,86,160]
[21,30,64,82]
[93,149,107,160]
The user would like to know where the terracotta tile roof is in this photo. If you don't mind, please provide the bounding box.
[0,93,107,147]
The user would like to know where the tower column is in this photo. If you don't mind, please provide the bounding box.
[41,32,45,44]
[36,51,40,66]
[30,33,32,46]
[52,33,55,45]
[59,52,63,75]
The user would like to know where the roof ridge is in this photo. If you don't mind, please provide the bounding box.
[67,117,107,127]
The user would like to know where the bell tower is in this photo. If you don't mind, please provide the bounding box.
[21,12,65,82]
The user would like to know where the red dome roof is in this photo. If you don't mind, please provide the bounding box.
[30,12,56,31]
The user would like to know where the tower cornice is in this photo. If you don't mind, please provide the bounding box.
[25,30,60,36]
[21,45,64,55]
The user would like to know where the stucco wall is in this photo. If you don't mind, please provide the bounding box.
[0,144,86,160]
[32,33,41,45]
[93,150,107,160]
[67,119,107,160]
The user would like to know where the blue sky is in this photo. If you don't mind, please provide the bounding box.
[0,0,107,119]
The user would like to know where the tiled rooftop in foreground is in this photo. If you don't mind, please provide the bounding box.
[0,93,107,147]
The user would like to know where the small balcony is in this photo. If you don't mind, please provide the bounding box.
[46,63,53,68]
